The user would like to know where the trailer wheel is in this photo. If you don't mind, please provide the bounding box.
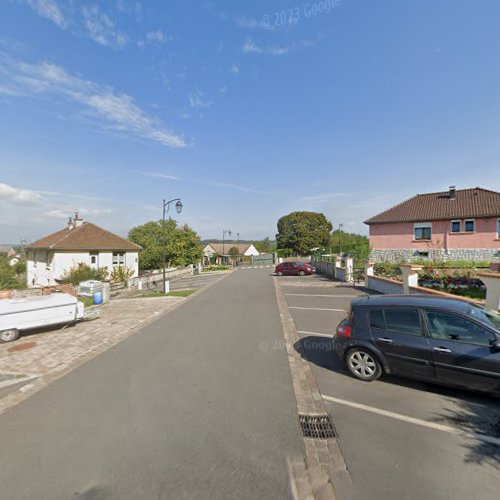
[0,329,19,343]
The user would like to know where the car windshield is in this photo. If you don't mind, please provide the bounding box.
[468,305,500,330]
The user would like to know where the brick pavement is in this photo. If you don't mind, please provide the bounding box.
[0,296,183,415]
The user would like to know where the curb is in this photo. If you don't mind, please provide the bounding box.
[273,277,350,499]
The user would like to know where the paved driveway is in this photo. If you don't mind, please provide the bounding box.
[278,273,500,500]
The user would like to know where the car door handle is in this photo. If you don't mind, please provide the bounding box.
[433,347,452,353]
[378,337,393,344]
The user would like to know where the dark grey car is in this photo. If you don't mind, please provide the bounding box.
[333,295,500,393]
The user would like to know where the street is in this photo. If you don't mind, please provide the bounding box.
[1,268,500,499]
[0,268,302,500]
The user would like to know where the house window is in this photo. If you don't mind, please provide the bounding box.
[112,252,125,266]
[497,219,500,238]
[414,223,432,241]
[451,220,461,233]
[464,219,475,232]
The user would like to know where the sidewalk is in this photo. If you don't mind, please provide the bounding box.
[0,296,183,415]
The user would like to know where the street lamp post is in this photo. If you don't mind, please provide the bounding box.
[162,198,183,293]
[338,223,344,254]
[222,228,232,264]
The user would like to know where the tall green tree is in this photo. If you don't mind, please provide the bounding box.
[253,237,276,254]
[276,211,333,255]
[128,219,202,270]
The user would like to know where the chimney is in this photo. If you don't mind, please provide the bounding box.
[67,216,74,230]
[73,212,84,227]
[449,186,456,200]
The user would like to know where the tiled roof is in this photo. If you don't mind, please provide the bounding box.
[26,222,141,251]
[203,243,254,255]
[365,187,500,225]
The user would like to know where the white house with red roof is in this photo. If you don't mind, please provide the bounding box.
[25,214,141,288]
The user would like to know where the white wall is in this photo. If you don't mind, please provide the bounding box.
[27,250,139,287]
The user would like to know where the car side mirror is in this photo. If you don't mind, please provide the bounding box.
[491,339,500,352]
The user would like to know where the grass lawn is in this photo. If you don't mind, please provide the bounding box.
[139,289,197,298]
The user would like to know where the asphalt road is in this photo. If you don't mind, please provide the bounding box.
[280,273,500,500]
[0,268,303,500]
[139,270,228,293]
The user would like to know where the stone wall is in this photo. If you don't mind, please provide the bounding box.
[370,248,500,263]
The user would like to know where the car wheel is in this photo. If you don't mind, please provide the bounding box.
[0,329,19,343]
[345,348,382,381]
[299,270,305,276]
[277,271,283,276]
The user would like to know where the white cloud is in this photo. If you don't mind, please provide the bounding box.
[219,86,227,93]
[0,182,42,205]
[189,90,212,109]
[230,64,239,74]
[45,207,112,219]
[242,38,261,54]
[237,16,259,29]
[82,5,127,48]
[0,55,186,148]
[135,171,270,195]
[210,182,269,195]
[37,189,112,202]
[26,0,66,28]
[134,170,186,181]
[138,29,168,48]
[242,38,289,56]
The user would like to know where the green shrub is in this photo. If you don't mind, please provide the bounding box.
[60,263,108,285]
[0,255,25,289]
[110,265,134,283]
[373,261,403,279]
[202,265,230,272]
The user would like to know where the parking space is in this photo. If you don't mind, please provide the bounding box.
[277,272,500,500]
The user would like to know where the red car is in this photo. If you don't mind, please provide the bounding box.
[275,261,316,276]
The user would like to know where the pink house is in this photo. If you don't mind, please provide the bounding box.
[365,187,500,262]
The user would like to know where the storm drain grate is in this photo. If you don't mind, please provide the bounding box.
[298,413,336,439]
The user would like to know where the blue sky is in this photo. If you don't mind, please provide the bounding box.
[1,0,499,244]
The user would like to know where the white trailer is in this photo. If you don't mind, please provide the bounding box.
[0,293,85,343]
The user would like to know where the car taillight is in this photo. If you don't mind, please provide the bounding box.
[336,325,352,337]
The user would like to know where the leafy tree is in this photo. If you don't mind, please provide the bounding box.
[228,246,239,265]
[0,255,22,289]
[253,237,276,254]
[128,219,202,270]
[330,230,370,262]
[13,258,26,276]
[276,212,333,255]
